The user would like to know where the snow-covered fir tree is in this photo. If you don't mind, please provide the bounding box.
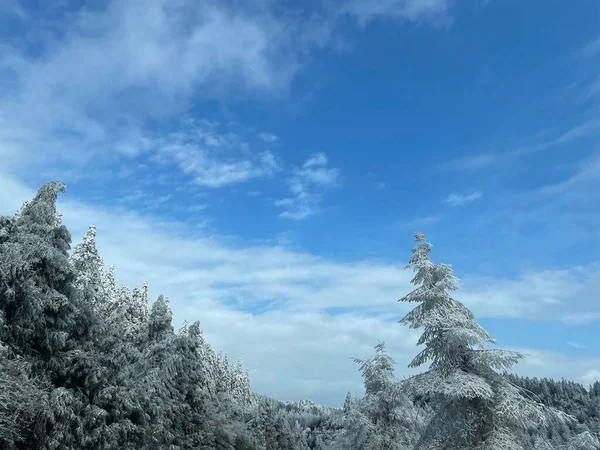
[399,232,573,450]
[178,319,190,336]
[328,342,421,450]
[343,391,354,414]
[70,225,104,292]
[71,227,149,341]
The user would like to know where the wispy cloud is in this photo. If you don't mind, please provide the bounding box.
[567,341,588,349]
[444,191,482,206]
[441,118,600,172]
[258,132,279,143]
[276,153,341,220]
[0,0,27,20]
[337,0,451,27]
[536,153,600,197]
[580,36,600,58]
[160,132,280,188]
[563,312,600,326]
[187,204,209,213]
[587,76,600,98]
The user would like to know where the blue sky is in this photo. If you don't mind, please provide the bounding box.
[1,0,600,407]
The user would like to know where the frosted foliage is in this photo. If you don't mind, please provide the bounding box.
[129,286,147,322]
[405,369,495,400]
[189,323,218,393]
[353,342,396,395]
[70,226,103,292]
[231,359,253,407]
[178,319,190,336]
[469,349,524,370]
[337,409,375,450]
[71,227,149,338]
[567,431,600,450]
[183,322,253,407]
[343,392,353,414]
[17,181,66,230]
[0,346,44,444]
[533,435,555,450]
[399,233,573,450]
[148,295,173,341]
[329,342,420,450]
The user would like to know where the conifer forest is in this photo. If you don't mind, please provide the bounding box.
[0,181,598,450]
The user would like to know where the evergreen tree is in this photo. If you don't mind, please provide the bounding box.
[178,319,190,336]
[0,181,77,367]
[328,343,421,450]
[399,232,573,450]
[148,294,173,342]
[343,392,353,414]
[70,225,104,293]
[231,358,254,408]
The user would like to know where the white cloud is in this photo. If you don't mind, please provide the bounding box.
[163,140,280,188]
[276,153,341,220]
[0,0,467,196]
[303,153,329,168]
[0,0,331,181]
[444,190,482,206]
[258,132,279,143]
[338,0,451,27]
[459,266,600,320]
[580,369,600,387]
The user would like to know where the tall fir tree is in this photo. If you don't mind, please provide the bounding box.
[0,181,78,366]
[148,294,173,342]
[0,182,103,449]
[399,232,573,450]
